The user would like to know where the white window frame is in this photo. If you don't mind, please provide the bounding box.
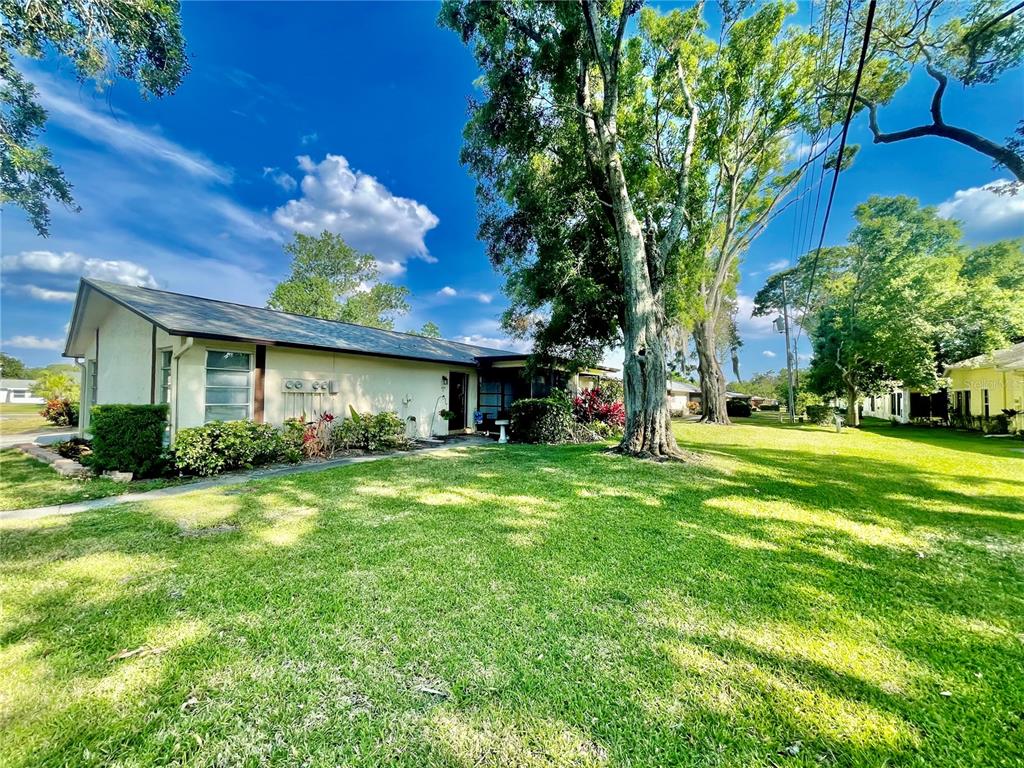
[158,348,172,404]
[203,349,253,423]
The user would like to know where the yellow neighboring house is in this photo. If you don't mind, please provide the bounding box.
[944,341,1024,433]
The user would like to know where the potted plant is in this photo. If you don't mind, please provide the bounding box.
[438,409,456,421]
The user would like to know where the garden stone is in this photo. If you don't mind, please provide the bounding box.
[103,471,134,483]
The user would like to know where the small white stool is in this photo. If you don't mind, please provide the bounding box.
[495,419,510,444]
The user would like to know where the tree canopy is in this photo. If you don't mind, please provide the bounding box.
[268,232,411,330]
[1,0,189,235]
[0,353,28,378]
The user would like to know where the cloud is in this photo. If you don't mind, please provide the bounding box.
[3,335,64,350]
[475,292,494,304]
[2,250,158,288]
[375,260,406,278]
[262,167,298,192]
[734,294,778,340]
[762,350,777,358]
[32,70,231,183]
[273,154,440,263]
[937,181,1024,240]
[23,285,77,302]
[767,259,789,271]
[438,286,458,297]
[300,132,319,145]
[453,334,532,353]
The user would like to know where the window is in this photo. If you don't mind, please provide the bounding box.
[86,360,98,407]
[478,377,516,421]
[158,350,172,404]
[204,350,252,422]
[983,388,990,418]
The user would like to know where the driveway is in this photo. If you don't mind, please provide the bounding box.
[0,430,76,449]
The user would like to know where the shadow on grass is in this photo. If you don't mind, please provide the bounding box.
[1,438,1022,766]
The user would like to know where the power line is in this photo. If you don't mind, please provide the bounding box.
[799,0,877,324]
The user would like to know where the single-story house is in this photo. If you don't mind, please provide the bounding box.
[668,381,751,414]
[944,341,1024,431]
[0,379,44,404]
[861,386,947,424]
[63,279,613,439]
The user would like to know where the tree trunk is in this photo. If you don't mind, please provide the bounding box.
[605,157,681,458]
[845,383,860,427]
[694,318,730,425]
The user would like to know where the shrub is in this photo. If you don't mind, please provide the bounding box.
[510,398,575,444]
[54,437,92,461]
[759,401,780,412]
[687,400,701,415]
[90,404,168,477]
[40,398,78,426]
[805,404,836,425]
[172,420,290,476]
[572,387,626,429]
[332,410,408,452]
[726,398,752,418]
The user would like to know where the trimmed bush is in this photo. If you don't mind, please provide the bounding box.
[90,404,168,477]
[726,398,752,418]
[572,387,626,429]
[172,420,290,477]
[510,398,575,443]
[805,404,836,425]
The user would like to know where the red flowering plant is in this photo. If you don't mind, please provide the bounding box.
[571,387,625,431]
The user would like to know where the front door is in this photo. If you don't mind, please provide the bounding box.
[448,372,468,431]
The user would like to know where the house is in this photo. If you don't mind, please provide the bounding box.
[944,341,1024,432]
[63,278,613,439]
[667,380,700,415]
[0,379,44,405]
[861,386,947,424]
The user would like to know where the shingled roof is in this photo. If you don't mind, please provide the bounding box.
[66,279,528,366]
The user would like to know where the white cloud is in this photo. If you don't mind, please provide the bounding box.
[300,132,319,145]
[453,334,532,353]
[23,285,77,302]
[262,167,297,192]
[2,250,158,288]
[32,70,230,183]
[475,292,493,304]
[762,350,777,358]
[767,259,789,271]
[375,260,406,278]
[3,335,64,350]
[937,181,1024,240]
[438,286,458,297]
[735,294,778,340]
[273,154,440,263]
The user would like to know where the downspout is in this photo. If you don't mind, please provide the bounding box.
[171,336,194,440]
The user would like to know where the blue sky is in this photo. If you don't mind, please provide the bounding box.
[2,2,1022,378]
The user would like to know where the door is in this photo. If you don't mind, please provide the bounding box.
[448,371,468,431]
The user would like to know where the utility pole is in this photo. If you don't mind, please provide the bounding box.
[781,277,796,423]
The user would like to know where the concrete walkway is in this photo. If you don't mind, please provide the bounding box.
[0,429,76,449]
[1,437,493,522]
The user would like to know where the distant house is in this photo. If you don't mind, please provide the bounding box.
[0,379,44,405]
[63,279,614,439]
[944,341,1024,432]
[667,380,700,414]
[861,386,947,424]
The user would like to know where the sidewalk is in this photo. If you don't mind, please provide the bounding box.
[1,438,493,522]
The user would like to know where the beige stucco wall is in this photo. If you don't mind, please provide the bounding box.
[263,347,477,438]
[947,366,1024,429]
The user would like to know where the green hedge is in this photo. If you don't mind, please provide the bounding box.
[726,398,752,418]
[805,404,836,425]
[172,420,294,476]
[90,404,169,477]
[509,398,575,444]
[332,411,408,452]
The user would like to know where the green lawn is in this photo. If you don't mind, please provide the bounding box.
[0,402,59,436]
[1,419,1021,767]
[0,450,177,511]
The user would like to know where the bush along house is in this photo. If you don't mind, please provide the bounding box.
[62,278,614,440]
[944,341,1024,434]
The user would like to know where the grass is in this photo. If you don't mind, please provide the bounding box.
[1,418,1021,767]
[0,402,60,436]
[0,450,178,510]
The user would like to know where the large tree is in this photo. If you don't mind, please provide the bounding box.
[823,0,1024,182]
[1,0,188,235]
[443,0,847,453]
[0,352,27,378]
[268,232,411,330]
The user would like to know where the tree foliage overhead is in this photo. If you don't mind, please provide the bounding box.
[1,0,189,235]
[268,231,411,330]
[0,352,28,378]
[824,0,1024,181]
